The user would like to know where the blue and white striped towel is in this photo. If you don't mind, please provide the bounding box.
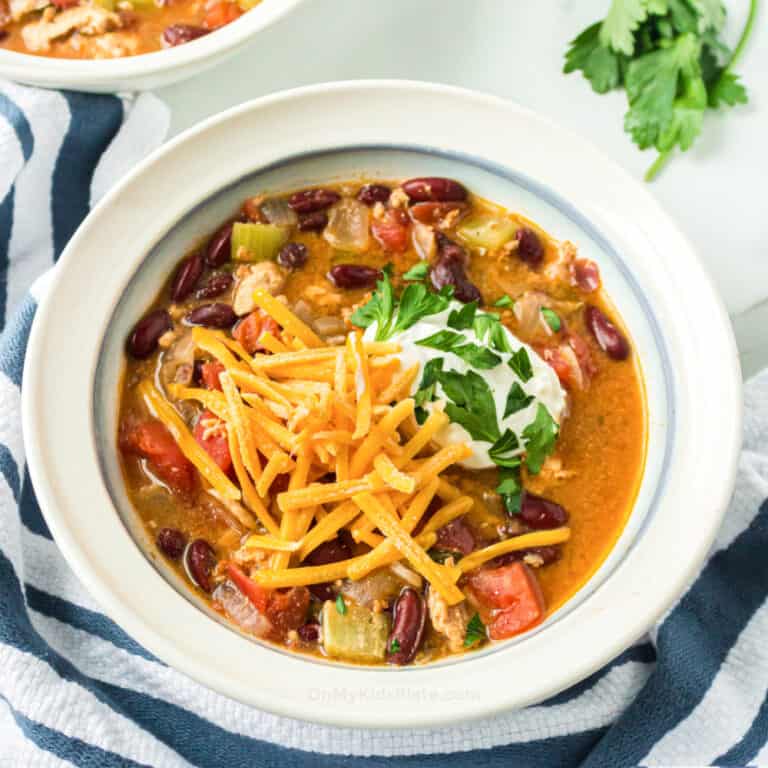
[1,83,766,768]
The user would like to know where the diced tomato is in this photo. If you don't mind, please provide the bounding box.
[539,345,573,388]
[469,562,546,640]
[226,563,309,635]
[226,563,269,612]
[233,310,280,355]
[119,419,196,495]
[201,361,225,391]
[372,208,410,253]
[567,332,597,381]
[571,258,601,293]
[408,201,467,226]
[193,409,232,473]
[203,1,242,29]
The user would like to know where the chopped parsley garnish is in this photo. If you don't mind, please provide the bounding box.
[436,369,500,444]
[489,429,522,468]
[335,594,347,615]
[504,381,534,418]
[493,295,514,308]
[464,613,486,647]
[447,301,478,331]
[563,0,756,181]
[414,357,444,409]
[497,466,523,515]
[522,403,560,475]
[473,313,513,354]
[508,347,533,382]
[350,269,452,341]
[389,638,401,653]
[416,329,501,370]
[402,262,429,281]
[541,307,562,332]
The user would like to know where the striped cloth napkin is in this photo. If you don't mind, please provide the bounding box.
[1,81,767,768]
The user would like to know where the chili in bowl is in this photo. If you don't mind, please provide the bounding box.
[22,82,740,727]
[118,177,645,665]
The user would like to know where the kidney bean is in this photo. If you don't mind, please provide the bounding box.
[186,539,216,592]
[186,303,237,329]
[0,32,8,43]
[195,272,233,299]
[170,252,204,301]
[297,622,320,643]
[162,24,209,47]
[519,492,569,530]
[277,242,308,270]
[328,264,382,290]
[205,222,233,268]
[357,184,392,206]
[409,201,467,225]
[571,258,600,293]
[435,516,476,555]
[402,177,467,203]
[516,227,544,267]
[288,188,341,214]
[492,545,562,569]
[305,535,352,603]
[298,211,328,232]
[430,234,481,304]
[585,305,630,360]
[127,309,172,359]
[387,588,427,665]
[156,527,187,560]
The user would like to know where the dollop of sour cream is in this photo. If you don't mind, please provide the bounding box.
[363,303,567,469]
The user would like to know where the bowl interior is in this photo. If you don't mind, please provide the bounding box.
[94,145,672,662]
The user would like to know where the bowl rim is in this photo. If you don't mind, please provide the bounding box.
[0,0,304,89]
[21,80,743,729]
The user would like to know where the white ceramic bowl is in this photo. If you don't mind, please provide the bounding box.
[22,80,742,728]
[0,0,304,92]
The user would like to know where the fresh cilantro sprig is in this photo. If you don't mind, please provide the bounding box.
[350,268,453,340]
[416,329,502,370]
[564,0,757,180]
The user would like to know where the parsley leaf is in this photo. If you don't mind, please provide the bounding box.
[489,429,522,468]
[493,295,514,308]
[416,328,502,370]
[564,0,755,181]
[448,301,478,330]
[335,594,347,615]
[473,312,513,353]
[350,269,395,340]
[402,262,429,281]
[464,613,486,647]
[541,308,562,332]
[392,283,453,336]
[497,466,523,514]
[522,404,560,474]
[508,347,533,382]
[504,381,534,417]
[414,357,444,409]
[436,369,500,443]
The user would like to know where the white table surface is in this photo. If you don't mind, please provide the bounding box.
[157,0,767,377]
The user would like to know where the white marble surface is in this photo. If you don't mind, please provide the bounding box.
[157,0,767,376]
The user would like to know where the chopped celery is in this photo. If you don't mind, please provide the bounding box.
[231,222,287,262]
[456,215,517,250]
[322,600,389,662]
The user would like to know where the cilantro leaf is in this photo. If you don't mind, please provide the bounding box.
[504,381,534,417]
[350,269,395,340]
[436,369,500,443]
[489,429,522,468]
[416,329,501,370]
[414,357,444,408]
[599,0,655,56]
[402,262,429,281]
[392,283,453,336]
[464,613,486,647]
[541,308,562,332]
[522,404,559,475]
[508,347,533,382]
[448,301,478,330]
[564,22,624,94]
[708,71,748,107]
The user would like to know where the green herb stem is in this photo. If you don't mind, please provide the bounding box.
[644,149,673,182]
[728,0,759,71]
